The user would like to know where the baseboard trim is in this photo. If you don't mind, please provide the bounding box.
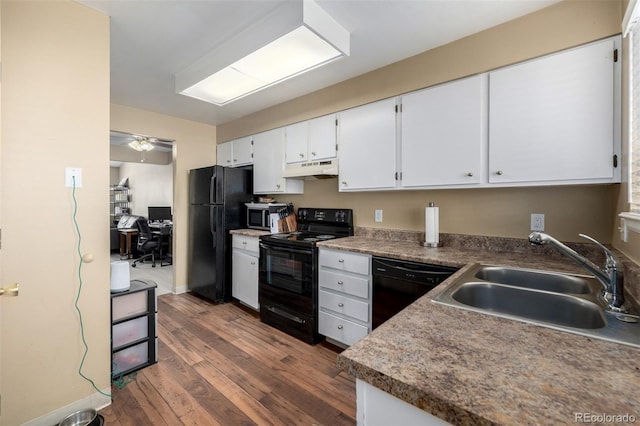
[21,388,111,426]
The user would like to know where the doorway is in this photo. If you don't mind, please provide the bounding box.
[110,130,175,295]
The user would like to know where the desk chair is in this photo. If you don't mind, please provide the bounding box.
[132,218,161,268]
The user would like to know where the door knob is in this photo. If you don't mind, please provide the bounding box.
[0,283,19,297]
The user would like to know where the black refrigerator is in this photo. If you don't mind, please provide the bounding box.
[188,165,253,302]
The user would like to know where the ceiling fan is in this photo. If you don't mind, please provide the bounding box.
[110,130,174,152]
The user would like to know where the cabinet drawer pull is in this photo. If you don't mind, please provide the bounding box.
[337,325,343,330]
[242,241,247,245]
[338,258,344,263]
[338,303,344,307]
[467,172,473,177]
[337,280,344,285]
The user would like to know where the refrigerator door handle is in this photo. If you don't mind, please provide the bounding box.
[210,206,217,247]
[210,175,217,204]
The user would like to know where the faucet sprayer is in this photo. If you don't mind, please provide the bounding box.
[528,232,625,312]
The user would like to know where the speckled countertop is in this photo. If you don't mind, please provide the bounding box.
[319,229,640,425]
[229,228,271,237]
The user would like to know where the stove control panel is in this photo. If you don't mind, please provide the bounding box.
[297,208,352,224]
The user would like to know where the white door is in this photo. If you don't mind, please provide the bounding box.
[489,38,617,183]
[233,136,253,166]
[285,121,309,164]
[401,75,485,187]
[338,98,398,191]
[308,114,337,161]
[253,128,285,193]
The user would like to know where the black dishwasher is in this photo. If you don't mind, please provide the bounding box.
[372,256,458,329]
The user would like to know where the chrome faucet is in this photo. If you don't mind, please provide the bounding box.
[528,232,625,312]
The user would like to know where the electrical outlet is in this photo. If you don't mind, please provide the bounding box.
[375,209,383,222]
[65,167,82,188]
[531,213,545,231]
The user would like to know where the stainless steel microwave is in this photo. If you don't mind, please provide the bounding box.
[245,203,286,230]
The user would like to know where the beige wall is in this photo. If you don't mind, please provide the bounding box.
[1,2,110,424]
[218,0,623,245]
[111,104,217,292]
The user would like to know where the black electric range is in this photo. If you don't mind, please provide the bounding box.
[258,208,353,344]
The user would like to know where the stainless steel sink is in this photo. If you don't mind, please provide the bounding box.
[451,282,606,329]
[432,264,640,348]
[474,266,595,294]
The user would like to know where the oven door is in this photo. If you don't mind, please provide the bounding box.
[259,242,314,296]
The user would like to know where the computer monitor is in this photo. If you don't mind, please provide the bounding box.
[148,206,172,222]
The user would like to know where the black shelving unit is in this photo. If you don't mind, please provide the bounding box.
[111,279,157,379]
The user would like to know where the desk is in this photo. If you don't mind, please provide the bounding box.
[119,228,138,259]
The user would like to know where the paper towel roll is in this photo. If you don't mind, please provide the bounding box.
[110,261,131,293]
[425,204,439,247]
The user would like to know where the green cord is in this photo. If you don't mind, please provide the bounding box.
[71,176,112,399]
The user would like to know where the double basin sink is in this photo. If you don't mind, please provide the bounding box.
[432,264,640,348]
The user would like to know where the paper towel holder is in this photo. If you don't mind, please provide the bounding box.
[422,201,442,248]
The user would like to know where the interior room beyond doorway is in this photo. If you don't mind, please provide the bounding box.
[110,130,175,295]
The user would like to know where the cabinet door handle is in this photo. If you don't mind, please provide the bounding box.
[337,280,344,285]
[337,325,343,330]
[496,170,503,176]
[338,303,344,307]
[467,172,473,177]
[226,159,231,163]
[299,153,304,158]
[242,241,247,245]
[338,258,344,263]
[276,184,281,189]
[311,151,316,156]
[250,261,255,265]
[341,181,347,186]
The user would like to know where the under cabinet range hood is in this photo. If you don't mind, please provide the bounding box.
[283,158,338,178]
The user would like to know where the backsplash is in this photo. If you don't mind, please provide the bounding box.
[355,226,640,307]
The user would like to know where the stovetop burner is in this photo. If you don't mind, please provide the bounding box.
[260,207,353,248]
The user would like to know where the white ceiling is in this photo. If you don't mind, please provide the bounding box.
[79,0,560,127]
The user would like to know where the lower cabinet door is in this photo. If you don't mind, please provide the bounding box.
[319,311,368,346]
[232,250,259,310]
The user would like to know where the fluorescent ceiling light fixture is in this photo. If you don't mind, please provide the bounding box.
[175,0,350,106]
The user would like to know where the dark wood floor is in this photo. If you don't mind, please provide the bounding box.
[100,293,356,425]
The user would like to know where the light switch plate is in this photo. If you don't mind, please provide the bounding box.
[65,167,82,188]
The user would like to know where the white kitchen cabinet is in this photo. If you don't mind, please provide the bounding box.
[489,37,621,184]
[252,127,304,194]
[285,114,337,164]
[217,136,253,167]
[318,248,371,347]
[338,98,398,191]
[232,234,259,310]
[401,75,486,187]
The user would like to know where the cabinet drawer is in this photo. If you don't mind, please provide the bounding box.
[319,312,368,346]
[232,235,259,253]
[112,339,155,375]
[319,270,369,299]
[319,290,369,323]
[112,291,148,321]
[113,315,149,349]
[319,249,370,275]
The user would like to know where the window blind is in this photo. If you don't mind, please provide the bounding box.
[632,26,640,212]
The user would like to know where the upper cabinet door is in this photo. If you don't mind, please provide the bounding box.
[253,128,304,194]
[308,114,337,161]
[216,141,233,166]
[233,136,253,166]
[401,75,486,187]
[489,38,620,184]
[285,121,309,164]
[338,98,398,191]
